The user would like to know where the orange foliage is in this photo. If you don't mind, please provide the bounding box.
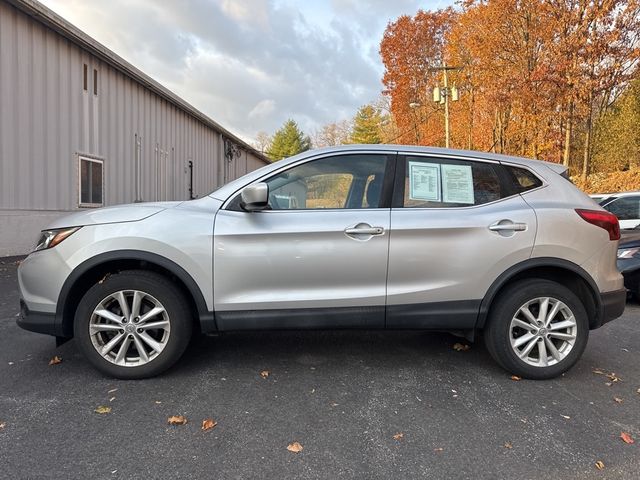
[380,9,456,146]
[572,169,640,194]
[379,0,640,177]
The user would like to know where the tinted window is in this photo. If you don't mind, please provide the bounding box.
[604,196,640,220]
[264,154,388,210]
[504,165,542,193]
[401,156,502,208]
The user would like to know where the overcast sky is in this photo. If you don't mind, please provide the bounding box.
[41,0,451,144]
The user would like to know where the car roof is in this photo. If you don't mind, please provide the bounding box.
[603,191,640,198]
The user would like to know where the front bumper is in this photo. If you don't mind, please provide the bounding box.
[17,299,61,336]
[599,288,627,327]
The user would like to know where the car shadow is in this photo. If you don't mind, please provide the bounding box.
[174,329,500,377]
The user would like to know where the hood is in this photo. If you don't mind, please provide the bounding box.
[46,201,183,229]
[619,230,640,248]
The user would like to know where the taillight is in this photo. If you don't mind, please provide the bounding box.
[575,209,620,240]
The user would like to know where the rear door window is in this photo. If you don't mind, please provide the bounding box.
[396,156,504,208]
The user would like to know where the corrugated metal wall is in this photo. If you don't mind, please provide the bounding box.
[0,0,266,212]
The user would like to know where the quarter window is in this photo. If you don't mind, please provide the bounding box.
[79,156,104,207]
[263,154,388,210]
[504,165,542,193]
[400,156,503,208]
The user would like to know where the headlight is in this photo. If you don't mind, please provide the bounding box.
[617,247,640,259]
[33,227,81,252]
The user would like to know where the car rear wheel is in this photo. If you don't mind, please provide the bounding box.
[74,270,192,379]
[484,279,589,380]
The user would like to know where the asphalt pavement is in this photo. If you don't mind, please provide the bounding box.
[1,257,638,479]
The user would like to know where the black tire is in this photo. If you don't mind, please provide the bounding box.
[484,278,589,380]
[74,270,193,379]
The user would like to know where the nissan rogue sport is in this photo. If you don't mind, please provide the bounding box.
[17,146,626,380]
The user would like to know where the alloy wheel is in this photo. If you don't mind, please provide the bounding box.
[509,296,577,367]
[89,290,171,367]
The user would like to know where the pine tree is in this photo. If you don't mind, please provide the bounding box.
[350,105,384,144]
[268,119,311,161]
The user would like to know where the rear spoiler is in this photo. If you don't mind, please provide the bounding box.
[544,162,570,179]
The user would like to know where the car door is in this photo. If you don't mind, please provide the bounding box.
[386,154,538,329]
[213,152,395,330]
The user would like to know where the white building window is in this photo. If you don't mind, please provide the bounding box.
[79,156,104,207]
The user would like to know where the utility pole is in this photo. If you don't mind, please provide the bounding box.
[430,64,462,149]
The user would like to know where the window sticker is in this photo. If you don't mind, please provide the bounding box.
[409,161,441,201]
[442,164,474,204]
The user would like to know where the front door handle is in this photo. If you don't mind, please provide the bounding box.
[489,221,527,232]
[345,225,385,236]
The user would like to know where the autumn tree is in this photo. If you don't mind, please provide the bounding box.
[545,0,640,176]
[592,79,640,172]
[381,0,640,177]
[350,104,384,144]
[268,119,311,161]
[312,120,351,148]
[380,8,457,146]
[253,131,271,155]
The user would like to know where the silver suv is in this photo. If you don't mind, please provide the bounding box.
[17,146,626,379]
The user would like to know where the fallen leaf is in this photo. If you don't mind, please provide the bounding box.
[605,382,612,387]
[434,447,444,452]
[637,388,640,395]
[260,370,270,379]
[620,432,634,444]
[595,461,605,470]
[614,397,623,404]
[49,356,62,366]
[593,368,606,375]
[201,418,217,431]
[453,343,470,352]
[607,373,621,382]
[0,422,5,430]
[107,388,118,394]
[167,415,187,425]
[94,406,111,414]
[287,442,303,453]
[393,432,404,440]
[511,375,521,381]
[504,442,512,449]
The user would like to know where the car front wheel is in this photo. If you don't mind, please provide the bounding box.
[484,279,589,380]
[74,270,192,379]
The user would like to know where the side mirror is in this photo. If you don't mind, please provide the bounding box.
[240,183,269,212]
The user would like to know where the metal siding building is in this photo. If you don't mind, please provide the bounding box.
[0,0,269,256]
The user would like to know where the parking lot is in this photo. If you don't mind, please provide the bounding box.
[1,257,638,479]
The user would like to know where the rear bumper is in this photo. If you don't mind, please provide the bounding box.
[598,288,627,327]
[17,299,61,336]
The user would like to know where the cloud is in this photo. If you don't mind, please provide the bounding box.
[40,0,446,142]
[249,99,277,120]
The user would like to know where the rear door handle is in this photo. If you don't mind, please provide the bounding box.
[489,221,527,232]
[345,225,385,236]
